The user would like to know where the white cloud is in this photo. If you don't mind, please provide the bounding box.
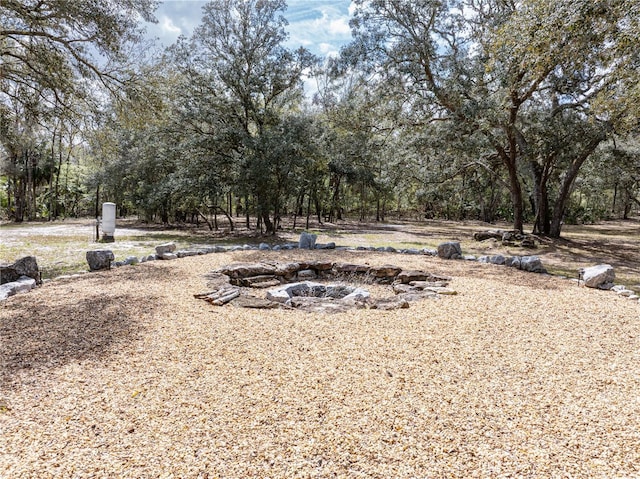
[160,15,182,36]
[285,1,354,57]
[327,17,351,35]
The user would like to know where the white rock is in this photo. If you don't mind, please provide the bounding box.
[155,243,176,256]
[0,276,37,301]
[582,264,615,289]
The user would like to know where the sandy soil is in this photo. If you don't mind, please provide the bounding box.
[1,250,639,478]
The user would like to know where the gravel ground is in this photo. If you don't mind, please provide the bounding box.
[1,250,639,478]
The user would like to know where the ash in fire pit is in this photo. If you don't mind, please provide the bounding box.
[266,281,370,310]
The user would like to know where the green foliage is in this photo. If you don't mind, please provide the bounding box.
[2,0,639,234]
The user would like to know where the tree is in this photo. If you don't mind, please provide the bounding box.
[1,0,157,112]
[346,0,640,236]
[184,0,316,233]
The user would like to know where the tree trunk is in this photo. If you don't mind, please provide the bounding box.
[503,156,524,233]
[530,160,550,235]
[549,136,605,238]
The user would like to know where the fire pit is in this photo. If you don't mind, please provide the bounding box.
[195,261,455,312]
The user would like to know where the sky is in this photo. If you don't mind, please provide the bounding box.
[143,0,356,58]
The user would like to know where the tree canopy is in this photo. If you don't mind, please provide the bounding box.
[1,0,639,235]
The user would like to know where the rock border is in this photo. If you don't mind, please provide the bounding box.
[2,236,638,305]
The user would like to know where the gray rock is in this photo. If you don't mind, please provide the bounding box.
[422,249,438,256]
[299,232,317,249]
[259,243,270,250]
[489,255,506,265]
[155,243,176,256]
[342,288,370,302]
[1,256,40,284]
[159,253,178,260]
[275,262,301,276]
[463,255,477,261]
[505,256,521,268]
[86,250,115,271]
[297,269,317,280]
[176,250,198,258]
[315,242,336,250]
[384,246,397,253]
[219,263,277,279]
[437,242,462,259]
[272,245,281,251]
[0,276,37,301]
[404,248,421,255]
[582,264,615,288]
[266,281,313,303]
[520,256,547,274]
[124,256,140,265]
[334,263,369,274]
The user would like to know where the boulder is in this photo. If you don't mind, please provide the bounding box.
[520,256,547,274]
[582,264,615,289]
[1,256,40,284]
[396,270,430,284]
[176,250,198,258]
[267,282,316,303]
[333,263,369,274]
[155,242,176,256]
[369,264,403,278]
[86,250,115,271]
[315,242,336,250]
[299,232,317,249]
[473,230,504,241]
[275,262,300,276]
[124,256,140,265]
[437,242,462,259]
[505,256,521,268]
[488,255,506,265]
[219,263,277,279]
[0,276,37,301]
[307,260,334,271]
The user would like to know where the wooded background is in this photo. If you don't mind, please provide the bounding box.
[2,0,639,237]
